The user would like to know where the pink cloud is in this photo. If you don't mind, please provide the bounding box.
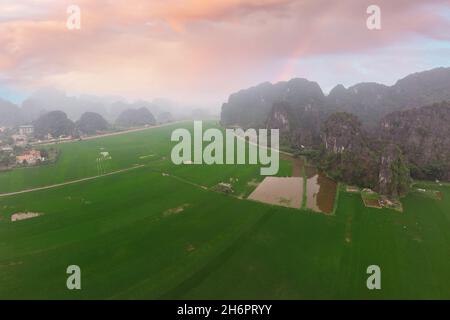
[0,0,449,105]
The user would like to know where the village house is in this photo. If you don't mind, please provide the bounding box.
[16,150,43,165]
[18,125,34,136]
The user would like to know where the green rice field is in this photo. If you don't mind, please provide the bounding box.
[0,121,449,299]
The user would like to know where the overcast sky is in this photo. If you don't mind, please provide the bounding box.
[1,0,449,107]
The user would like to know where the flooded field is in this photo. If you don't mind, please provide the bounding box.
[244,145,337,213]
[285,153,337,214]
[248,177,303,208]
[305,166,337,214]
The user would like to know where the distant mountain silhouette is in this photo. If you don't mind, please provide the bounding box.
[76,112,110,135]
[0,98,24,127]
[33,110,75,138]
[221,67,450,129]
[115,107,156,127]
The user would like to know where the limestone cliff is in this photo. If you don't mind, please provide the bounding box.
[319,112,379,189]
[380,101,450,181]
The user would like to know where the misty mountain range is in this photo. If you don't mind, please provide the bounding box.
[0,89,215,127]
[221,67,450,195]
[221,67,450,130]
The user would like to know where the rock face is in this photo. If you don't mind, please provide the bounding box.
[266,101,323,148]
[319,112,413,195]
[380,101,450,181]
[322,112,366,154]
[327,82,396,127]
[320,112,379,188]
[221,78,326,129]
[320,103,449,195]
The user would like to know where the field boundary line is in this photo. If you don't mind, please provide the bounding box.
[0,165,145,197]
[158,209,275,299]
[163,173,209,190]
[32,120,187,146]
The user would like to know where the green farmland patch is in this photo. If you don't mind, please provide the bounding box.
[0,121,449,299]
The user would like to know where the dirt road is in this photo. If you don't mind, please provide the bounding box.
[0,165,145,198]
[32,121,185,146]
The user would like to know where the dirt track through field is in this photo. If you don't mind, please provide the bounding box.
[1,121,191,197]
[0,165,145,198]
[32,121,185,146]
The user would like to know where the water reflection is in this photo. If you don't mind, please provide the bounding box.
[248,153,337,214]
[278,155,337,214]
[305,167,337,214]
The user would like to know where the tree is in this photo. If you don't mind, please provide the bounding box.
[0,152,12,167]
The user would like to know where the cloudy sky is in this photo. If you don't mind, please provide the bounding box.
[1,0,449,107]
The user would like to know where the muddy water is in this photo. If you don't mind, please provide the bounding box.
[281,153,337,214]
[248,177,303,208]
[305,165,337,214]
[247,150,337,213]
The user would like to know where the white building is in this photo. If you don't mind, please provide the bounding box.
[18,125,34,136]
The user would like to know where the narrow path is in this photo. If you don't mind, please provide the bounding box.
[1,121,190,196]
[163,173,209,190]
[32,121,186,146]
[0,165,145,198]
